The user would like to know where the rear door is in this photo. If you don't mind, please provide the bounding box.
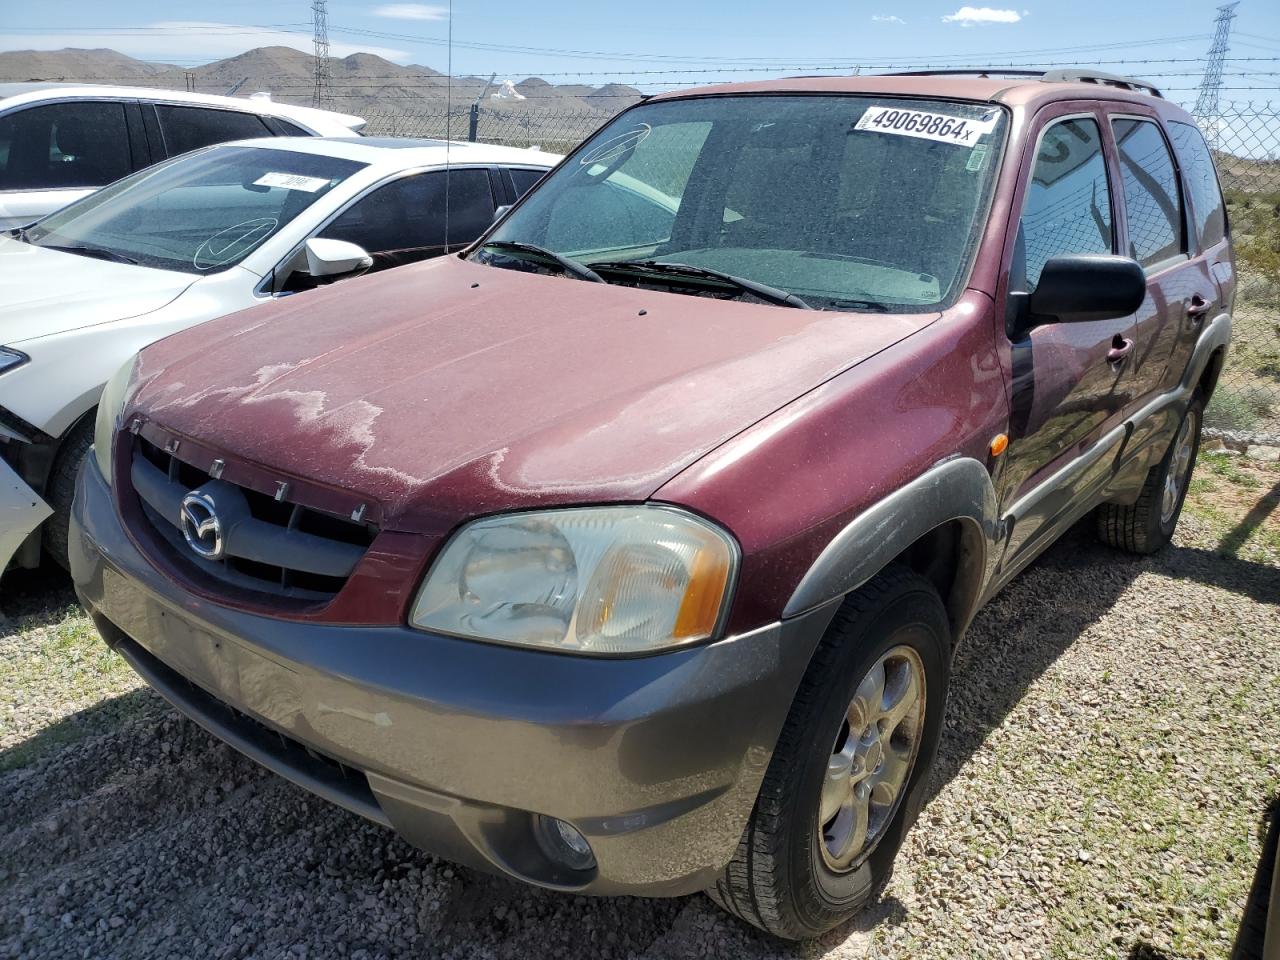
[1102,108,1217,408]
[997,105,1139,569]
[0,100,136,228]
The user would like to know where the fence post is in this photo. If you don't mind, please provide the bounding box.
[468,103,479,142]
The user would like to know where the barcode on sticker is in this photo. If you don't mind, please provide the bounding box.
[854,106,1000,146]
[253,172,331,192]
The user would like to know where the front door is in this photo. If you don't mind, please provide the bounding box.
[997,107,1138,571]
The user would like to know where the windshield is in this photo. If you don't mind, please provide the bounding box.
[24,146,366,275]
[475,95,1007,311]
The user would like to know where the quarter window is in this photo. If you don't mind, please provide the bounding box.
[509,168,546,198]
[320,168,496,271]
[155,105,273,157]
[1167,120,1226,249]
[1111,117,1185,269]
[0,101,131,190]
[1018,117,1113,290]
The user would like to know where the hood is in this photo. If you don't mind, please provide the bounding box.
[0,237,197,344]
[132,256,936,531]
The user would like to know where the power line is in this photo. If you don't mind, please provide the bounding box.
[311,0,330,108]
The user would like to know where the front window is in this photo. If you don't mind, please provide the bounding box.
[474,95,1008,312]
[22,145,365,274]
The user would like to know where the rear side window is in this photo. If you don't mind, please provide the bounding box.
[1111,117,1185,269]
[1017,117,1113,290]
[320,168,496,270]
[1167,120,1226,249]
[156,105,273,157]
[509,167,545,198]
[0,101,131,190]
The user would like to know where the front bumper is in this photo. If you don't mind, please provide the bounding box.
[70,460,838,896]
[1,457,51,576]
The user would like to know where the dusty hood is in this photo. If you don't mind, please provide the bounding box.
[132,256,936,530]
[0,236,196,344]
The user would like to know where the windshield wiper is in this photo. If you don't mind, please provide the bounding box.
[589,259,812,310]
[42,243,139,265]
[480,240,603,283]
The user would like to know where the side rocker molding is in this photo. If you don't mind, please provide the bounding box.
[782,456,1000,622]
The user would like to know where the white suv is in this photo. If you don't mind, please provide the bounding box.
[0,83,365,229]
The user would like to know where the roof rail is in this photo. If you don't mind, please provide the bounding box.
[1039,69,1163,98]
[879,67,1163,98]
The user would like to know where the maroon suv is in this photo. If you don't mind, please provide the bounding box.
[71,70,1233,938]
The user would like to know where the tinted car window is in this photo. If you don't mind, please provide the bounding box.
[0,101,131,190]
[1112,117,1185,269]
[156,105,273,157]
[320,168,495,271]
[1167,120,1226,249]
[509,168,546,197]
[1018,117,1113,291]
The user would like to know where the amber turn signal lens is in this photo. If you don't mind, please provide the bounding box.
[989,433,1009,457]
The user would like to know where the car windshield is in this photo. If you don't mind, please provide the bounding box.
[474,95,1007,312]
[23,146,366,275]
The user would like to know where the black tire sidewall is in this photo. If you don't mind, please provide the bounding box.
[782,576,950,932]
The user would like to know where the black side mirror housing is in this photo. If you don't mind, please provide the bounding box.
[1023,254,1147,327]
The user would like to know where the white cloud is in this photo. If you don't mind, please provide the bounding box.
[0,22,409,63]
[871,14,906,23]
[941,6,1023,25]
[372,4,449,20]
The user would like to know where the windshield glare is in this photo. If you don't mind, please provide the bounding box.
[478,95,1007,311]
[25,146,366,275]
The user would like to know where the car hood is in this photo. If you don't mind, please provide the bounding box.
[0,236,197,344]
[132,256,936,532]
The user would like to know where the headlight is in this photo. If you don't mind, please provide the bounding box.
[0,347,28,375]
[93,355,139,488]
[410,505,738,655]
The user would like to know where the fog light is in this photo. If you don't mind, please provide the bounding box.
[534,815,596,872]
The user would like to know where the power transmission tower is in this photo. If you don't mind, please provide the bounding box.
[311,0,332,108]
[1193,1,1238,148]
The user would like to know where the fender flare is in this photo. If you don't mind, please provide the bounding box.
[782,457,1001,632]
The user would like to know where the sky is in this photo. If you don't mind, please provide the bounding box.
[1,1,1279,108]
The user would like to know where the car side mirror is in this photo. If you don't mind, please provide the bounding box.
[491,204,511,224]
[1024,254,1146,326]
[304,238,373,279]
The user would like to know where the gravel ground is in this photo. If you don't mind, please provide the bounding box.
[1,453,1277,960]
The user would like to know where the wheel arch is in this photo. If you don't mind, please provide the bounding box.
[782,457,1000,645]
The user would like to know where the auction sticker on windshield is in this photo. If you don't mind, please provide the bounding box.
[253,172,331,192]
[854,106,1000,146]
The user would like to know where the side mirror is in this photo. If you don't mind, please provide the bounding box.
[304,238,373,278]
[491,204,512,224]
[1026,254,1146,325]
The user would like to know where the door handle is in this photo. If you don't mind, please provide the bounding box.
[1186,294,1212,320]
[1107,336,1135,365]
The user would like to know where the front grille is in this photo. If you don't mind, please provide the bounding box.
[129,435,377,602]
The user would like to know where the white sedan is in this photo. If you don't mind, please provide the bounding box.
[0,136,558,573]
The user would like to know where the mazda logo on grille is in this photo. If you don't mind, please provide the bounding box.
[180,491,224,560]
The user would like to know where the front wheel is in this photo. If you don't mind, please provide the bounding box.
[707,566,950,939]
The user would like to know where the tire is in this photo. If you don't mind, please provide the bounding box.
[1097,393,1203,555]
[707,565,951,939]
[44,415,95,571]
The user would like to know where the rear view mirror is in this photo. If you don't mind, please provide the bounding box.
[304,238,373,278]
[1027,254,1146,325]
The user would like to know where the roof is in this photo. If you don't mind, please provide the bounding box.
[0,82,365,132]
[649,73,1195,120]
[225,135,562,169]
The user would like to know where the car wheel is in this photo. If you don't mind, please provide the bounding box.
[1097,393,1203,555]
[707,565,950,939]
[44,416,95,571]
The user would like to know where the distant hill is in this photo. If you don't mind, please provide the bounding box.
[0,46,644,131]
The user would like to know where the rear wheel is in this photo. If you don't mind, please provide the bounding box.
[707,566,950,939]
[44,416,95,571]
[1097,394,1202,554]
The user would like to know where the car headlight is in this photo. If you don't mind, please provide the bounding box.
[0,347,28,375]
[93,355,139,488]
[410,505,738,655]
